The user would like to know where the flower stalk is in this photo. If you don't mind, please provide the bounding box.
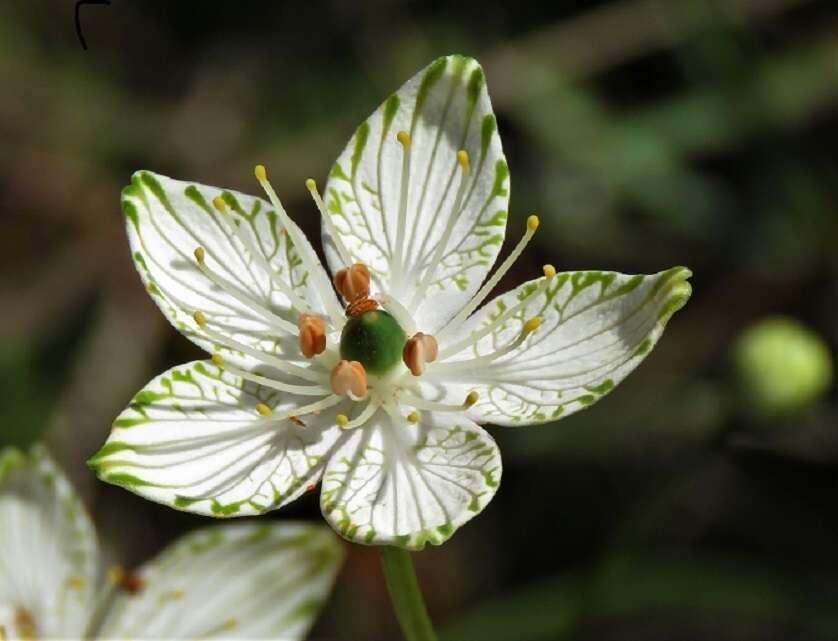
[380,547,438,641]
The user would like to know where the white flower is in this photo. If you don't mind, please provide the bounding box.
[0,446,342,640]
[90,54,691,550]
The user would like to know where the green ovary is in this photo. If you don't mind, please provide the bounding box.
[340,310,407,375]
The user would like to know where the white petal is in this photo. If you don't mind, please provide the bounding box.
[89,360,347,517]
[323,55,509,332]
[124,171,340,369]
[320,411,501,550]
[432,267,692,425]
[97,522,342,640]
[0,446,98,640]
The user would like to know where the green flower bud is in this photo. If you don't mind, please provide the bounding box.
[734,316,833,414]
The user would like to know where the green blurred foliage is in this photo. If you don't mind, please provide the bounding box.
[1,1,836,639]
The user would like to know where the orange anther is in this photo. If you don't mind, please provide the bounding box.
[403,332,439,376]
[334,263,370,302]
[330,360,368,397]
[119,571,146,595]
[298,313,326,358]
[346,296,379,317]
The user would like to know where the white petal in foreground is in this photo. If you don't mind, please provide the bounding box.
[123,171,339,370]
[320,411,501,550]
[323,54,509,333]
[0,446,99,640]
[433,267,692,426]
[97,522,342,641]
[89,361,346,517]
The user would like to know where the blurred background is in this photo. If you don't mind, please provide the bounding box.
[1,0,837,639]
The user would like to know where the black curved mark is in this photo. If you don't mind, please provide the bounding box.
[75,0,111,50]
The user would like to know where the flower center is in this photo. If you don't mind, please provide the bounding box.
[339,310,406,375]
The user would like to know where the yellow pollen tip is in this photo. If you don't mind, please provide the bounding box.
[543,264,556,279]
[255,403,272,417]
[212,195,226,212]
[457,149,470,169]
[192,311,207,326]
[305,178,316,191]
[254,164,267,182]
[193,246,205,263]
[464,391,479,408]
[407,411,420,423]
[396,130,410,146]
[211,354,224,366]
[523,317,542,336]
[336,414,349,428]
[107,565,125,585]
[527,215,540,232]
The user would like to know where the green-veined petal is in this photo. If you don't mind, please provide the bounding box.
[124,171,339,370]
[0,446,99,640]
[97,522,342,640]
[429,267,692,426]
[89,361,346,517]
[320,411,501,550]
[323,54,509,332]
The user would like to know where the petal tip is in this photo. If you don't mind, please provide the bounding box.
[657,266,693,323]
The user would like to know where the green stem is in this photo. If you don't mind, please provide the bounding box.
[379,546,438,641]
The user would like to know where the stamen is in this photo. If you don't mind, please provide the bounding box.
[346,296,379,317]
[391,131,412,292]
[254,394,342,423]
[333,263,370,302]
[522,317,542,335]
[254,165,345,328]
[429,316,543,375]
[107,566,125,586]
[193,246,298,335]
[14,609,36,640]
[330,360,368,398]
[336,414,349,428]
[211,195,310,312]
[212,354,330,396]
[439,265,556,359]
[298,313,327,358]
[437,215,541,341]
[408,149,471,311]
[306,178,353,267]
[399,391,479,412]
[255,403,273,416]
[337,399,380,430]
[464,391,479,408]
[407,411,420,423]
[193,310,326,383]
[403,332,439,376]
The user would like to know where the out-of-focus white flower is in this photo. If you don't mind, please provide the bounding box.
[0,446,342,640]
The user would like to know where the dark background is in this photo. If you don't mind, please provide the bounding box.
[1,1,837,639]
